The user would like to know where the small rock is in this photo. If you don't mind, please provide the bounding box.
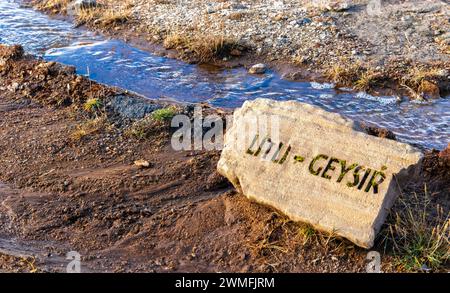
[7,82,19,93]
[249,63,267,74]
[273,14,286,21]
[134,159,151,168]
[328,1,352,12]
[67,0,98,15]
[70,0,97,10]
[230,49,242,56]
[435,32,450,45]
[107,95,162,120]
[299,18,312,25]
[230,4,247,10]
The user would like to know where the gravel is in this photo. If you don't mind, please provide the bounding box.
[124,0,449,71]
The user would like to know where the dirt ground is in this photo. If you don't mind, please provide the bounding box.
[0,44,448,273]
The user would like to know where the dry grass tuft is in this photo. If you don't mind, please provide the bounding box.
[75,7,99,24]
[98,8,132,26]
[326,61,386,91]
[401,66,444,99]
[407,67,443,87]
[249,212,350,272]
[354,70,384,91]
[75,6,132,27]
[35,0,71,13]
[326,62,363,86]
[189,35,239,63]
[83,98,102,113]
[381,188,449,272]
[71,116,108,141]
[163,31,242,63]
[124,116,166,140]
[163,33,186,50]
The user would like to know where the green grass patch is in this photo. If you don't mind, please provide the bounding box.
[151,107,177,121]
[83,98,102,113]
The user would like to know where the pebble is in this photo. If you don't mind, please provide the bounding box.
[134,159,151,168]
[248,63,267,74]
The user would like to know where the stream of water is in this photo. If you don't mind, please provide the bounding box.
[0,0,448,150]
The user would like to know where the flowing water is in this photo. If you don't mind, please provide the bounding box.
[0,0,448,150]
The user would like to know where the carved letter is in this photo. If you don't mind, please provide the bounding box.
[337,160,358,183]
[347,166,364,187]
[271,142,284,163]
[321,157,340,180]
[278,145,292,164]
[358,169,372,190]
[365,167,387,194]
[246,134,259,155]
[309,154,329,176]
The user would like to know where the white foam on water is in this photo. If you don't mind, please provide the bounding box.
[310,82,335,89]
[319,94,334,99]
[355,92,397,105]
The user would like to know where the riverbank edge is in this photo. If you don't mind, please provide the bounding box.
[27,0,450,100]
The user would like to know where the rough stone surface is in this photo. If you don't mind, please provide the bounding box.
[107,94,162,120]
[218,98,422,248]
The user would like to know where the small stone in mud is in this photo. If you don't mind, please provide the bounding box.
[249,63,267,74]
[230,49,242,57]
[134,159,151,168]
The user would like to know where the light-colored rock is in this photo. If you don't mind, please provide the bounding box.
[248,63,267,74]
[67,0,97,14]
[217,99,422,248]
[73,0,97,8]
[7,82,19,93]
[134,159,150,168]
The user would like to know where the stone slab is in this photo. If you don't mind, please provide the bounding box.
[217,98,422,248]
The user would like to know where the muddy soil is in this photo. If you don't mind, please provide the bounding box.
[0,44,448,272]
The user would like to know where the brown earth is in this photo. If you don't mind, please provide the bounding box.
[0,44,448,272]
